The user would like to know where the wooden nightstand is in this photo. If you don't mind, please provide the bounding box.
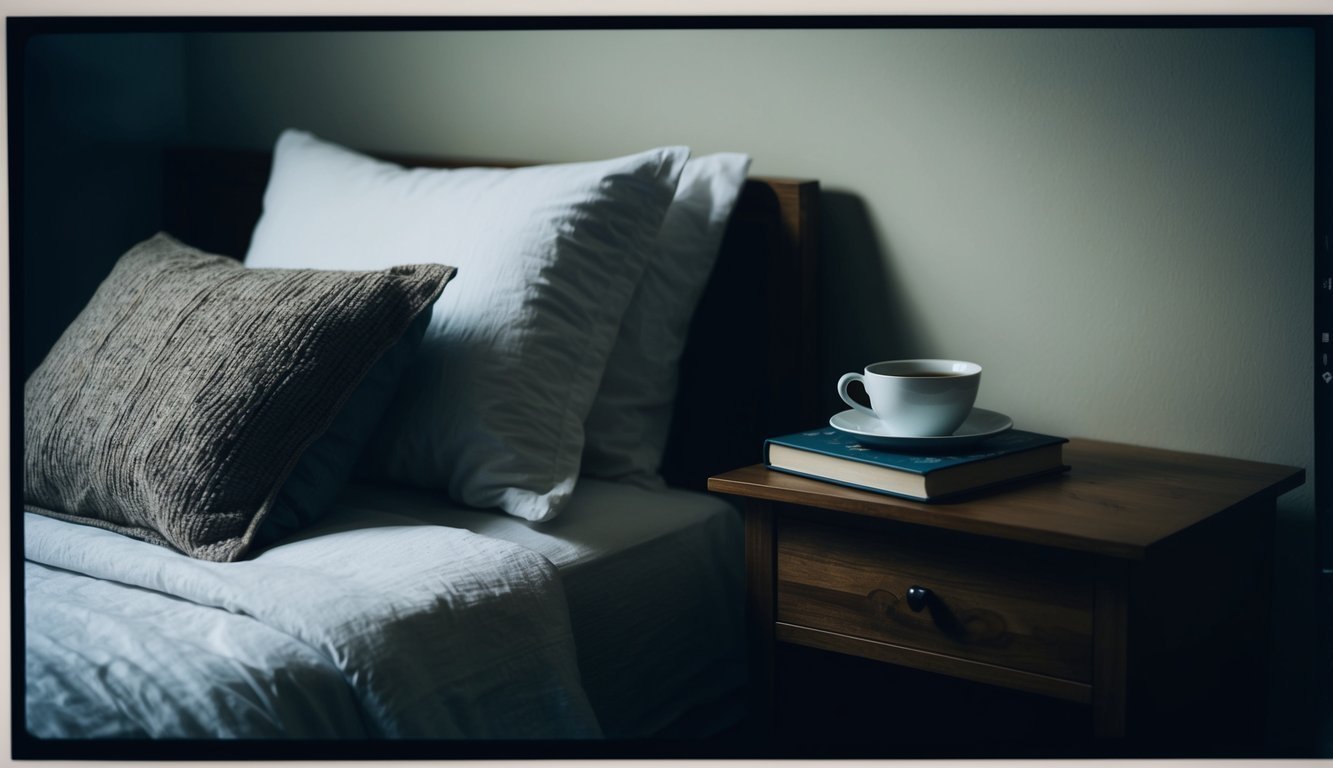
[708,438,1304,755]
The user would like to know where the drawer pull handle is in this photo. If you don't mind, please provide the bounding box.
[904,586,966,641]
[905,585,931,612]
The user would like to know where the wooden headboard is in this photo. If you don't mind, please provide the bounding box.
[162,147,820,491]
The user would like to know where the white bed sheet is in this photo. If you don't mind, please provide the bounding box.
[24,507,601,740]
[24,479,744,741]
[26,559,371,739]
[332,478,747,738]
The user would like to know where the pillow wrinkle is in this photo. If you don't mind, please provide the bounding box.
[580,153,752,487]
[246,130,688,522]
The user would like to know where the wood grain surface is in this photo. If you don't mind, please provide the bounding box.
[777,516,1095,684]
[710,438,1304,559]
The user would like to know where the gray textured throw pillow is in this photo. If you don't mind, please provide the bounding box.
[23,232,455,562]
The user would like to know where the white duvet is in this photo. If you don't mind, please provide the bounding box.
[23,508,602,740]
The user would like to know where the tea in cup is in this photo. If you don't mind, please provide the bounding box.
[836,359,981,437]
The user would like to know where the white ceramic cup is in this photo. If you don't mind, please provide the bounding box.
[836,359,982,437]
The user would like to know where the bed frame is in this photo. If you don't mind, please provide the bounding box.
[162,147,820,491]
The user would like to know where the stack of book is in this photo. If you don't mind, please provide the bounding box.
[763,428,1069,502]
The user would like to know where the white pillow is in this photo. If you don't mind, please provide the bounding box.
[245,130,689,522]
[580,153,752,487]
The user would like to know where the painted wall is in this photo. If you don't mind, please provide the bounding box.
[184,28,1313,476]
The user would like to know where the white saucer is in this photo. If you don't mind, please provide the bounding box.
[829,408,1014,451]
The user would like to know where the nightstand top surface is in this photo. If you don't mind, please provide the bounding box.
[708,438,1304,559]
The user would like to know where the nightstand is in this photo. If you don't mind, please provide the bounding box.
[708,438,1304,754]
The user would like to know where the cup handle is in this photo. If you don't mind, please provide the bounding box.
[837,372,878,419]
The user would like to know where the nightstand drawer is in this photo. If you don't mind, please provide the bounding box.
[776,516,1095,685]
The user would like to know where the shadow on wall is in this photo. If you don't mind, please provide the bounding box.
[20,33,187,379]
[21,144,173,379]
[817,190,927,417]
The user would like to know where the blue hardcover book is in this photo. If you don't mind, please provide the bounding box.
[764,428,1069,502]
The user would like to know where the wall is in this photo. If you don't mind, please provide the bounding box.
[19,33,187,378]
[184,28,1312,472]
[20,25,1319,750]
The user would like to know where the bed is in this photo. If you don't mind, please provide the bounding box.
[18,132,819,754]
